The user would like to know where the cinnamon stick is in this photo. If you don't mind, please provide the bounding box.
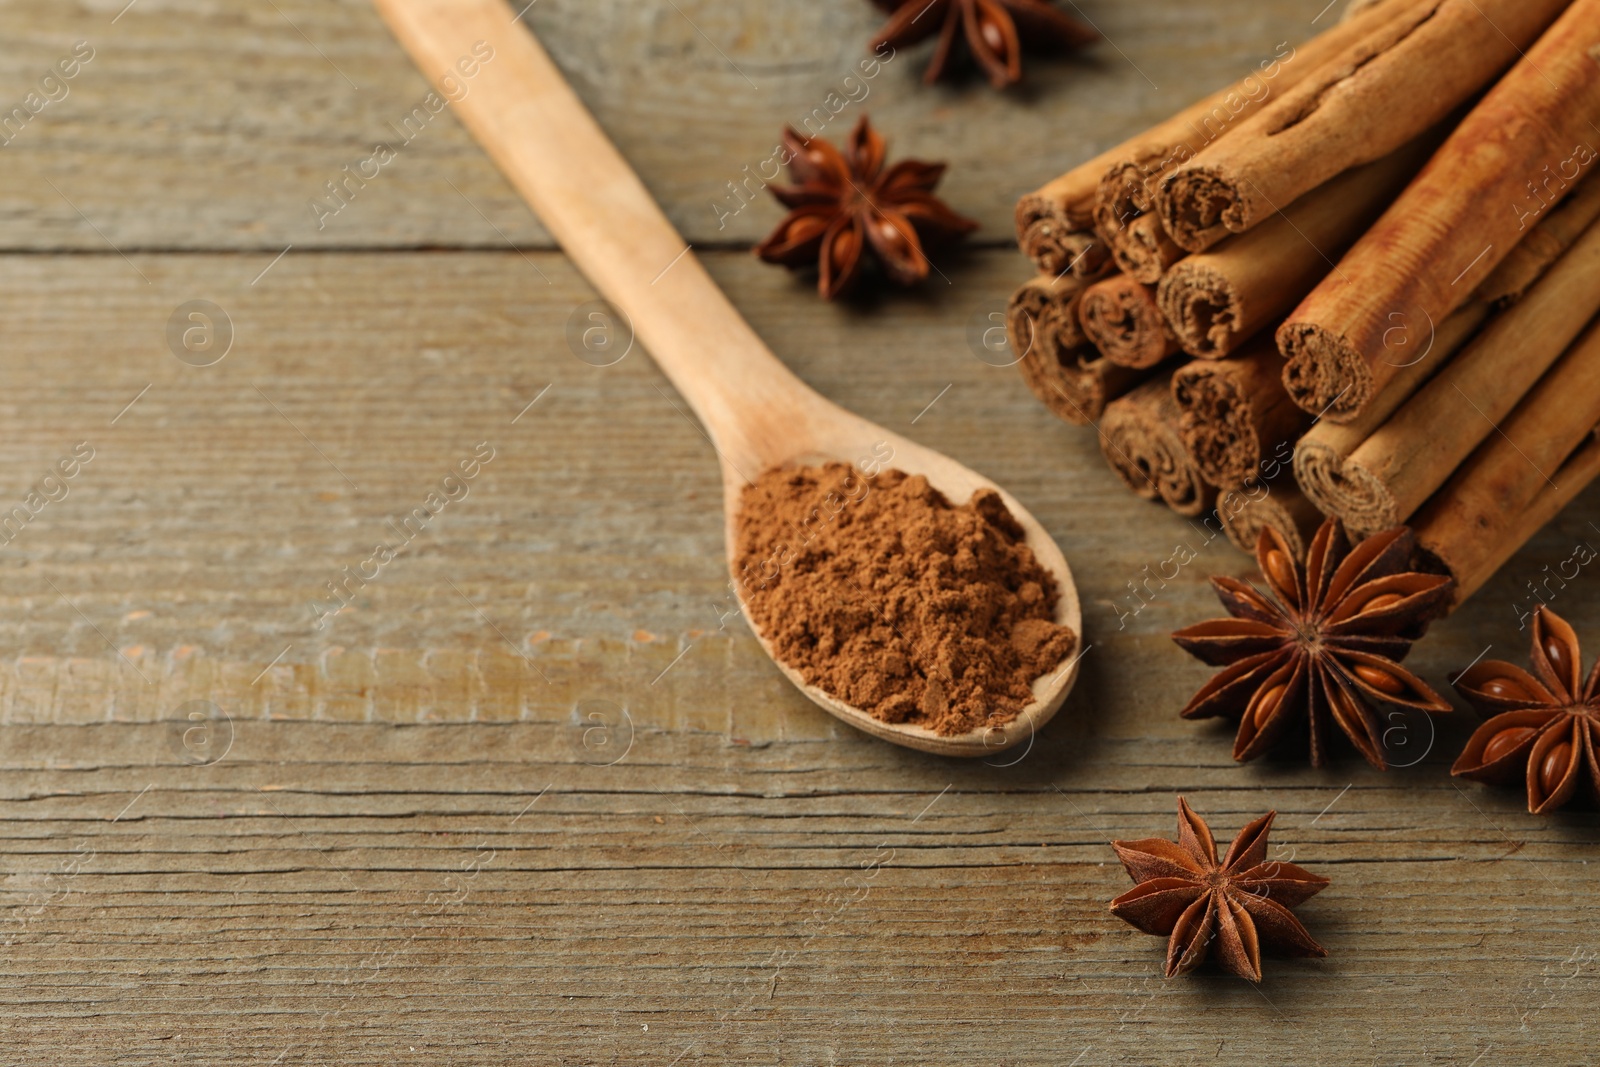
[1157,139,1431,358]
[1277,0,1600,422]
[1292,188,1593,518]
[1113,215,1186,285]
[1433,429,1600,606]
[1415,319,1600,606]
[1474,175,1600,308]
[1217,479,1323,559]
[1095,166,1188,284]
[1099,372,1217,517]
[1320,215,1600,535]
[1080,275,1181,369]
[1291,301,1489,521]
[1171,337,1310,488]
[1158,0,1570,253]
[1008,273,1086,350]
[1007,277,1144,425]
[1015,0,1420,273]
[1012,215,1112,280]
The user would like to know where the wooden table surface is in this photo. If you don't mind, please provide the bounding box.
[1,0,1596,1062]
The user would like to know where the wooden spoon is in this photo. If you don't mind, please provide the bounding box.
[371,0,1083,756]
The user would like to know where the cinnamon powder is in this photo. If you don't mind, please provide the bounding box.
[733,463,1077,735]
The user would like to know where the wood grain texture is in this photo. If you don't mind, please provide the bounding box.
[0,0,1598,1063]
[0,0,1347,249]
[0,247,1597,1064]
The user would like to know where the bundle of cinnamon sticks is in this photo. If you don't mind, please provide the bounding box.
[1008,0,1600,607]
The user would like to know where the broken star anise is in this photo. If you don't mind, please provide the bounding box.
[1452,605,1600,815]
[1110,797,1329,982]
[868,0,1099,88]
[1173,518,1455,769]
[755,115,977,300]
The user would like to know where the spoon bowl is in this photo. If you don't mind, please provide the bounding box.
[714,399,1082,757]
[374,0,1083,756]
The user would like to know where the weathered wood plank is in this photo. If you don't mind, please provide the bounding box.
[0,248,1595,1062]
[0,719,1595,1065]
[0,247,1593,733]
[0,0,1352,250]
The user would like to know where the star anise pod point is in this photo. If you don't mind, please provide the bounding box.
[1172,518,1455,769]
[1452,604,1600,814]
[1109,797,1329,982]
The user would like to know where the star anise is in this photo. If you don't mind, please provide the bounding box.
[1110,797,1329,982]
[1452,606,1600,814]
[868,0,1099,88]
[755,116,977,300]
[1173,519,1455,768]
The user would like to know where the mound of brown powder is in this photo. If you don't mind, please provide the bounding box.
[733,462,1077,735]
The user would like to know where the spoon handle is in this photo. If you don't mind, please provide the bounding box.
[371,0,813,468]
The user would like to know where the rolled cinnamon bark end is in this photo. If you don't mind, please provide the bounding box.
[1114,215,1186,285]
[1291,299,1491,514]
[1274,0,1600,423]
[1293,445,1398,539]
[1017,178,1097,242]
[1094,160,1149,240]
[1329,215,1600,535]
[1430,430,1600,606]
[1017,343,1140,426]
[1157,0,1571,255]
[1161,140,1436,358]
[1159,260,1239,358]
[1016,206,1111,280]
[1080,275,1181,369]
[1008,275,1085,352]
[1015,0,1413,274]
[1172,342,1311,488]
[1159,166,1247,254]
[1289,434,1344,517]
[1278,323,1374,423]
[1217,479,1324,559]
[1293,301,1489,530]
[1008,278,1143,425]
[1415,319,1600,607]
[1100,374,1217,516]
[1095,160,1187,283]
